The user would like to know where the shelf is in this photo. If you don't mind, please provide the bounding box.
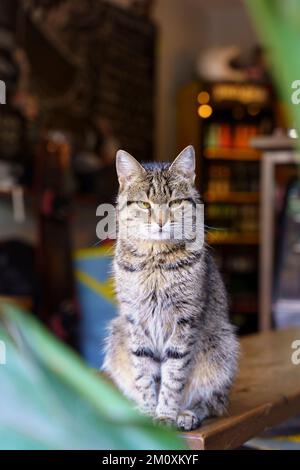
[204,147,261,161]
[206,232,259,245]
[204,191,260,204]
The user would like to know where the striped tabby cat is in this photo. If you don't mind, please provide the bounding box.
[103,146,239,431]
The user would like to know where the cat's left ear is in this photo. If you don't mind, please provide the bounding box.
[116,150,145,188]
[169,145,196,183]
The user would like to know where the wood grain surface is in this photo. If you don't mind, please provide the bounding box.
[184,328,300,449]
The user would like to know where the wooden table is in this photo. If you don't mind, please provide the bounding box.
[184,328,300,450]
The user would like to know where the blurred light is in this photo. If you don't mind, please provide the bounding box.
[197,91,210,104]
[198,104,213,118]
[212,83,268,104]
[288,128,298,139]
[248,104,261,116]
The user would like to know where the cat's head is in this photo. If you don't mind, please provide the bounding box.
[116,146,201,243]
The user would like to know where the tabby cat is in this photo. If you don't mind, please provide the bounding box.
[103,146,239,431]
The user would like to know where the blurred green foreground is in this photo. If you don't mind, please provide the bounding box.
[0,303,184,450]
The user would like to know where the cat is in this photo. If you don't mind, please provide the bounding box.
[103,145,239,431]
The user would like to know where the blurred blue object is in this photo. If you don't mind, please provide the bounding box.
[74,245,116,369]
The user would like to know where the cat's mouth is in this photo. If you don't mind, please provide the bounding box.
[137,225,195,242]
[118,221,198,243]
[146,231,174,241]
[145,224,176,241]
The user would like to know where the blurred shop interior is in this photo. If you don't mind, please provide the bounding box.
[0,0,299,368]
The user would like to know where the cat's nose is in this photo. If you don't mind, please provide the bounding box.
[158,218,166,229]
[155,207,169,229]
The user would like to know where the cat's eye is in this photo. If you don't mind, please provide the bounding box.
[169,199,183,209]
[137,201,151,210]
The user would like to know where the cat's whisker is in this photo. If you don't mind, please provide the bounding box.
[204,224,227,231]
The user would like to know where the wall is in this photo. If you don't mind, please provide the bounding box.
[109,0,258,161]
[153,0,258,161]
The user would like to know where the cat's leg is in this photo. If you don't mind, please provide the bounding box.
[177,392,229,431]
[155,342,194,426]
[130,346,161,417]
[176,338,237,431]
[176,403,209,431]
[129,312,164,417]
[103,317,160,417]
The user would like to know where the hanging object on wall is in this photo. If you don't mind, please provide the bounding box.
[18,2,84,115]
[19,0,157,160]
[197,46,247,82]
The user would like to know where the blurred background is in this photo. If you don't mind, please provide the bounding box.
[0,0,299,372]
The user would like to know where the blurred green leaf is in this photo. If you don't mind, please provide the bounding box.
[0,303,185,450]
[246,0,300,140]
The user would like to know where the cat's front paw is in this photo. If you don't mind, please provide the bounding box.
[177,410,202,431]
[155,415,177,428]
[137,405,157,419]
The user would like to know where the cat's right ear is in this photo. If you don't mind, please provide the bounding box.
[169,145,196,183]
[116,150,145,188]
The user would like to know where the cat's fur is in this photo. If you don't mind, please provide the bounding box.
[103,146,239,431]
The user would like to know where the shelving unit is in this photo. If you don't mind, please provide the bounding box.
[255,141,299,331]
[206,232,259,245]
[204,147,261,161]
[178,80,275,333]
[204,191,260,204]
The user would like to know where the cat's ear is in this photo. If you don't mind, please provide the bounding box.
[169,145,196,183]
[116,150,145,187]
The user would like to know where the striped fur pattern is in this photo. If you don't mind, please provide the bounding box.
[103,146,239,431]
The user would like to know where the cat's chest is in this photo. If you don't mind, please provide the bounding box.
[118,263,179,350]
[137,270,176,347]
[117,257,167,293]
[137,266,168,294]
